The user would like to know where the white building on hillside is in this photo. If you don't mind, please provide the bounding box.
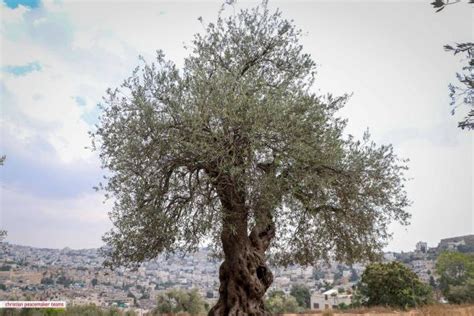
[310,289,352,311]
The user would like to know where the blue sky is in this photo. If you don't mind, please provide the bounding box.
[3,0,40,9]
[0,0,472,250]
[1,61,41,76]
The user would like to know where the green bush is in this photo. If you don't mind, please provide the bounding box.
[357,261,433,309]
[264,290,300,314]
[151,288,206,315]
[289,284,310,309]
[436,251,474,304]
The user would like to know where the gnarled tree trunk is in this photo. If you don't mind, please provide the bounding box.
[207,155,277,315]
[208,209,275,316]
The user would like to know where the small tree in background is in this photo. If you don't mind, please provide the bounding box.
[93,1,410,314]
[290,284,310,309]
[358,262,433,309]
[436,251,474,303]
[153,289,206,315]
[264,290,300,314]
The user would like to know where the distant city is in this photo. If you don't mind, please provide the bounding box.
[1,235,473,313]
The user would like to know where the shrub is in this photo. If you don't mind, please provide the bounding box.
[264,290,300,313]
[357,261,433,309]
[436,251,474,303]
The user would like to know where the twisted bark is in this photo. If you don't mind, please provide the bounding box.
[208,220,275,316]
[207,183,275,315]
[207,160,276,315]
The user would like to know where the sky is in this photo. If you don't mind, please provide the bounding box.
[0,0,472,252]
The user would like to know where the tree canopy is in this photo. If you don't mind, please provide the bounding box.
[94,1,410,268]
[357,262,433,309]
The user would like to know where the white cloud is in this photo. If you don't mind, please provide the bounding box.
[1,1,141,163]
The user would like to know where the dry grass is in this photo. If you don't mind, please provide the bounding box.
[412,304,474,316]
[281,304,474,315]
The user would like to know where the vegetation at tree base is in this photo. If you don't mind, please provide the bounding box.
[289,284,310,309]
[431,0,474,130]
[357,262,433,309]
[92,1,410,314]
[150,289,207,315]
[0,305,134,316]
[436,251,474,303]
[264,290,300,314]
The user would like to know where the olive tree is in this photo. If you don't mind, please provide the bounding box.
[92,2,410,315]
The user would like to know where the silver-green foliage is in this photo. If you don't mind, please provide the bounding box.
[92,1,410,268]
